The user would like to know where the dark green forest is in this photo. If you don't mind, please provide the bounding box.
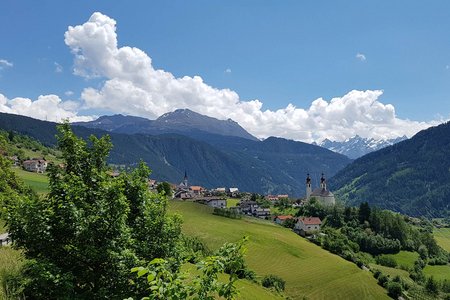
[330,121,450,217]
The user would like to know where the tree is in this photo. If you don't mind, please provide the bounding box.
[6,123,182,299]
[425,276,439,295]
[128,238,248,300]
[156,181,172,197]
[358,202,371,224]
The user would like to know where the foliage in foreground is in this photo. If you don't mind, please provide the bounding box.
[4,123,182,299]
[127,238,248,300]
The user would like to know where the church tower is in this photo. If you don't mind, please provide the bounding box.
[306,173,312,200]
[180,170,189,188]
[320,173,327,190]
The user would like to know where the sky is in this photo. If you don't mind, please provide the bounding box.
[0,1,450,142]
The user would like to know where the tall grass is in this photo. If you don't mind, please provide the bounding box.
[0,247,24,299]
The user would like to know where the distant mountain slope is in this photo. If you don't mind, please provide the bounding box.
[0,112,350,196]
[319,135,407,159]
[329,121,450,217]
[74,109,258,141]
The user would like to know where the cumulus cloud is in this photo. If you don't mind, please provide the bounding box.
[63,12,441,142]
[0,93,93,122]
[224,68,232,73]
[356,53,366,61]
[65,90,74,96]
[0,59,13,69]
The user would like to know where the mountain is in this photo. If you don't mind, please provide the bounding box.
[74,109,259,141]
[329,121,450,217]
[319,135,408,159]
[0,112,350,197]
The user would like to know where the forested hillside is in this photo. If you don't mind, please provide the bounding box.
[0,112,350,196]
[329,121,450,217]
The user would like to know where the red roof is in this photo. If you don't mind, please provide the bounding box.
[276,215,293,220]
[298,217,322,225]
[190,186,203,191]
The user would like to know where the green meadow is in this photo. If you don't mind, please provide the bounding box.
[13,168,49,194]
[434,228,450,252]
[379,251,419,269]
[170,201,389,300]
[423,264,450,282]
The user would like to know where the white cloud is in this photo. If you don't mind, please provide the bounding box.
[63,12,441,142]
[0,59,13,69]
[65,90,74,96]
[225,68,232,73]
[356,53,366,61]
[54,62,63,73]
[0,93,93,122]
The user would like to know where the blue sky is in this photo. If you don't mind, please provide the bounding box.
[0,1,449,141]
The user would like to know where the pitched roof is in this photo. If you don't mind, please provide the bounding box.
[190,186,203,191]
[311,188,334,197]
[298,217,322,225]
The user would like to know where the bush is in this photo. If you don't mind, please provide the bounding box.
[386,281,403,299]
[377,274,389,287]
[425,276,439,295]
[376,255,397,268]
[261,274,286,292]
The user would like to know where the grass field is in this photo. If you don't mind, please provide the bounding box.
[369,264,414,285]
[434,228,450,252]
[170,201,389,300]
[423,264,450,282]
[0,247,24,299]
[13,168,49,194]
[226,198,240,208]
[379,251,419,269]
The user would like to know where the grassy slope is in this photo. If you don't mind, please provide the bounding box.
[379,251,419,269]
[13,168,49,194]
[170,201,389,300]
[423,265,450,281]
[369,264,414,285]
[434,228,450,252]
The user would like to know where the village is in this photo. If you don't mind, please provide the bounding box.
[150,171,335,238]
[14,156,332,238]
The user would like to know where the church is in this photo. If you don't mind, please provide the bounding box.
[305,173,335,205]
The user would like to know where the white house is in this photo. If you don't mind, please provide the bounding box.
[23,159,48,173]
[205,198,227,208]
[295,217,322,235]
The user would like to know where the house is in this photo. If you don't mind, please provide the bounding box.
[228,187,239,197]
[277,194,289,199]
[23,159,47,173]
[190,186,205,196]
[239,200,271,218]
[305,173,335,205]
[274,215,294,225]
[254,208,271,218]
[266,195,279,202]
[295,217,322,236]
[195,197,227,208]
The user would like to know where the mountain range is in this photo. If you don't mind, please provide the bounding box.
[319,135,408,159]
[329,121,450,217]
[73,109,258,141]
[0,111,350,197]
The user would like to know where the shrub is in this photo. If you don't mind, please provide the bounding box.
[425,276,439,295]
[376,255,397,268]
[261,274,286,292]
[386,281,403,299]
[377,274,389,287]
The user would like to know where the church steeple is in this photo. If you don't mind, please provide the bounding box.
[306,173,312,200]
[320,173,327,190]
[180,170,189,188]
